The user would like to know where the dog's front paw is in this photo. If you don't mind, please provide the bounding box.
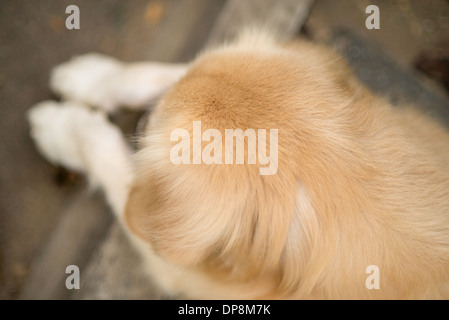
[27,100,108,172]
[50,54,124,112]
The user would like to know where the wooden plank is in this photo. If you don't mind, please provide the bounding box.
[208,0,315,45]
[70,223,163,300]
[20,191,112,300]
[330,29,449,127]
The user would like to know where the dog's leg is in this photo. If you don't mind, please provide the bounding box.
[50,53,188,113]
[27,100,133,215]
[27,100,199,297]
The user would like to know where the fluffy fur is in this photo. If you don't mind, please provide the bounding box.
[28,31,449,299]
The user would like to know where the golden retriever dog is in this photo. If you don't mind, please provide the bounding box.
[28,30,449,299]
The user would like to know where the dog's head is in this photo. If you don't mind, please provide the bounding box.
[124,31,365,295]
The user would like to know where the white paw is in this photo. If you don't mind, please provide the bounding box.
[50,54,124,112]
[114,62,188,108]
[50,53,188,112]
[27,100,112,173]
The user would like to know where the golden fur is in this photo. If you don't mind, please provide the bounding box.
[124,31,449,299]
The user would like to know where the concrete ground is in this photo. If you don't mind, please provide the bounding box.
[0,0,448,299]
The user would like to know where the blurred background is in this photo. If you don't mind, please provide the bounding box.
[1,0,448,299]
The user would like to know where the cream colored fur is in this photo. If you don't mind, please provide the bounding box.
[28,31,449,299]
